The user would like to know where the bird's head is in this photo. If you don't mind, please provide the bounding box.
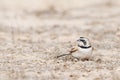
[77,37,90,47]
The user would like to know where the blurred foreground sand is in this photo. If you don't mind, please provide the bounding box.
[0,0,120,80]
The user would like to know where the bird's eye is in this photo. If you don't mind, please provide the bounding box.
[80,39,87,45]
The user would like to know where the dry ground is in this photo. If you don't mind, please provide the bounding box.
[0,0,120,80]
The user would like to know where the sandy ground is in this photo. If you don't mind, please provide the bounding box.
[0,0,120,80]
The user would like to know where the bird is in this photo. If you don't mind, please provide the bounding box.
[56,37,93,60]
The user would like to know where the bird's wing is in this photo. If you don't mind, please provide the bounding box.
[69,46,78,53]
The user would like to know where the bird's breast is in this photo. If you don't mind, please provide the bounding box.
[78,47,92,54]
[72,47,92,58]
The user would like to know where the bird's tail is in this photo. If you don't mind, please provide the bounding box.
[56,54,70,58]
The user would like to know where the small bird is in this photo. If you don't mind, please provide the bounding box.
[57,37,93,60]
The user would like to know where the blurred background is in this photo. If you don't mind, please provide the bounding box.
[0,0,119,41]
[0,0,120,80]
[0,0,120,29]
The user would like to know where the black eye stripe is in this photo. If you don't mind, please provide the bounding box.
[80,40,87,45]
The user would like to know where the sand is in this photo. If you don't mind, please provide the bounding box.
[0,0,120,80]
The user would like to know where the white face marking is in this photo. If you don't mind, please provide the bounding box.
[77,40,84,46]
